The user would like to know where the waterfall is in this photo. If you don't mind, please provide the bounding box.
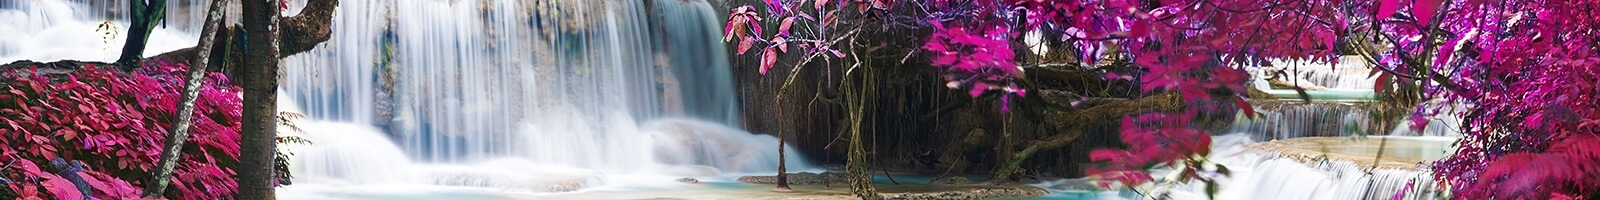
[1231,100,1461,140]
[279,0,811,187]
[649,1,740,125]
[1231,102,1375,140]
[1235,153,1444,200]
[3,0,810,192]
[1267,56,1377,91]
[0,0,200,62]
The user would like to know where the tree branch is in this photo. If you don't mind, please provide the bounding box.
[278,0,340,57]
[992,93,1185,180]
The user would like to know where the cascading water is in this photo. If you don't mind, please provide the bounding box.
[0,0,201,62]
[1234,154,1443,200]
[1230,102,1375,140]
[1145,59,1459,199]
[1265,56,1377,91]
[1,0,811,195]
[1194,61,1461,200]
[279,0,812,190]
[648,1,740,124]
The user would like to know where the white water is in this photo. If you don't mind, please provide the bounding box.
[0,0,198,62]
[1214,135,1454,200]
[275,0,813,193]
[1031,134,1453,200]
[1262,56,1378,91]
[1232,153,1443,200]
[1231,102,1461,140]
[1,0,814,196]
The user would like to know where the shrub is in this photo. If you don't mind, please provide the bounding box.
[0,61,241,200]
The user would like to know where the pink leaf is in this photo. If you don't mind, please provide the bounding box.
[760,48,778,75]
[737,36,755,55]
[41,174,82,200]
[1435,38,1458,65]
[1091,149,1121,162]
[778,17,796,36]
[1130,20,1150,37]
[748,17,764,37]
[1391,180,1416,200]
[1376,0,1399,20]
[1234,97,1256,119]
[822,10,837,28]
[1411,0,1442,25]
[968,82,989,97]
[774,37,789,52]
[1375,73,1391,93]
[1409,112,1430,131]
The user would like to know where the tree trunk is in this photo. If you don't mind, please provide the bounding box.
[236,0,282,199]
[774,83,792,191]
[776,130,792,191]
[116,0,168,69]
[144,0,228,197]
[847,65,879,200]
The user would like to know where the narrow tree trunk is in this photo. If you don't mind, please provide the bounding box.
[774,92,792,191]
[847,66,879,200]
[236,0,282,199]
[776,129,792,191]
[116,0,167,68]
[144,0,228,197]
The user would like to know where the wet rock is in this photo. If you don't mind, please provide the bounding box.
[1043,179,1099,191]
[736,172,849,185]
[941,177,970,185]
[677,177,700,183]
[881,186,1048,200]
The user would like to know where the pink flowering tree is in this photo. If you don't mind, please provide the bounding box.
[730,0,1598,198]
[725,0,889,196]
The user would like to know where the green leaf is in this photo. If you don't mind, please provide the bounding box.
[1204,179,1219,200]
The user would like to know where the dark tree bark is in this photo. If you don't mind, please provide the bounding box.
[144,0,228,197]
[145,0,339,84]
[989,93,1186,180]
[278,0,339,56]
[775,127,792,191]
[236,0,281,199]
[116,0,168,69]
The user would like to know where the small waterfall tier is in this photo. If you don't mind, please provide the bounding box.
[1248,56,1379,101]
[1237,137,1454,200]
[1230,101,1374,140]
[1267,56,1379,91]
[1231,100,1461,140]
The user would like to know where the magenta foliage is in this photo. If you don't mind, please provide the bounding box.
[922,0,1598,198]
[728,0,1600,197]
[1428,0,1600,198]
[0,61,243,200]
[1088,111,1217,188]
[922,19,1026,109]
[725,0,853,76]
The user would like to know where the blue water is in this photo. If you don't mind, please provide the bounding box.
[1004,190,1106,200]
